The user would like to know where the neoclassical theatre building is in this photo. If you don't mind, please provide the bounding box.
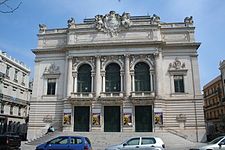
[28,11,205,141]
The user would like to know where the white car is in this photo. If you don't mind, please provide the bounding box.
[198,136,225,150]
[105,136,165,150]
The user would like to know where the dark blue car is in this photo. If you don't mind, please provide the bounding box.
[35,136,92,150]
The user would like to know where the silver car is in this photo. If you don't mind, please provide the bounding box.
[105,136,165,150]
[197,136,225,150]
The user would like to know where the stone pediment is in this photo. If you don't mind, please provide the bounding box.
[43,63,60,78]
[168,58,187,75]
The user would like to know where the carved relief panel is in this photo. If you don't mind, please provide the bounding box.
[129,54,155,70]
[100,55,124,71]
[72,56,96,72]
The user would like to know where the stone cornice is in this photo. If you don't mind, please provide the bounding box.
[163,42,201,49]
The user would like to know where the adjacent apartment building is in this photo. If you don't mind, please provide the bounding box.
[203,60,225,141]
[0,51,31,140]
[28,11,205,142]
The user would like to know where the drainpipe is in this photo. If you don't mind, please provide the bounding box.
[191,56,199,142]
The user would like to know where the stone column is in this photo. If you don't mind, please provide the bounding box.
[150,70,154,92]
[102,72,106,92]
[120,72,124,92]
[67,58,73,97]
[125,55,131,96]
[131,72,135,92]
[72,72,77,93]
[95,56,101,97]
[91,72,94,92]
[155,51,162,97]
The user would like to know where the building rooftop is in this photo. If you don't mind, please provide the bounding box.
[0,50,30,71]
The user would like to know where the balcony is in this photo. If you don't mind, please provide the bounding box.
[130,91,155,98]
[70,92,94,98]
[100,92,124,98]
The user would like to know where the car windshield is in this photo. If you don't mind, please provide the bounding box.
[209,136,224,144]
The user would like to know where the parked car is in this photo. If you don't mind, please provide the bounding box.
[35,136,92,150]
[105,136,165,150]
[196,136,225,150]
[0,134,21,150]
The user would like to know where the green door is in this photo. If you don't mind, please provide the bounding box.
[74,106,90,132]
[135,106,152,132]
[104,106,120,132]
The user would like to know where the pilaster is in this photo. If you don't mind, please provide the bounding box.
[95,56,101,97]
[67,58,73,97]
[125,55,131,96]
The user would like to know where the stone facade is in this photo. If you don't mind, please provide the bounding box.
[0,51,31,139]
[220,60,225,97]
[203,60,225,141]
[28,11,205,142]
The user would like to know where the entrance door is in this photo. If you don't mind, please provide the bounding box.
[74,106,90,132]
[104,106,120,132]
[135,106,152,132]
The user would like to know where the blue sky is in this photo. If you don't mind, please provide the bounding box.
[0,0,225,89]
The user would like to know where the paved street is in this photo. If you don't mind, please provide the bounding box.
[21,141,206,150]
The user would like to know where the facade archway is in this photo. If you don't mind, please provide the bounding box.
[77,64,92,92]
[105,63,121,92]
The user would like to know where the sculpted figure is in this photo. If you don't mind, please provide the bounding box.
[67,17,75,28]
[39,24,47,32]
[95,15,104,31]
[184,16,193,24]
[150,14,160,24]
[121,12,131,28]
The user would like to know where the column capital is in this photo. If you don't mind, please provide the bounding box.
[124,54,130,58]
[72,71,77,77]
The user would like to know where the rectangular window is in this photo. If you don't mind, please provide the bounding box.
[47,79,56,95]
[0,104,4,114]
[6,65,10,78]
[18,107,21,116]
[14,69,18,82]
[174,75,184,93]
[10,106,13,115]
[22,73,26,85]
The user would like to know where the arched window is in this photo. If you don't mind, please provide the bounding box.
[134,62,150,91]
[105,63,121,92]
[77,64,91,92]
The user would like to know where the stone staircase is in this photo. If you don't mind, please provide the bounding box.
[26,131,203,150]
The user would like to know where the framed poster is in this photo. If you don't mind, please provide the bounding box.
[154,112,163,125]
[123,113,132,127]
[63,109,71,125]
[92,113,100,126]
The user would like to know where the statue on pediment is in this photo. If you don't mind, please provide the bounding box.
[94,11,132,37]
[95,15,104,31]
[184,16,193,24]
[67,17,76,29]
[150,14,160,25]
[39,24,47,33]
[121,12,131,28]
